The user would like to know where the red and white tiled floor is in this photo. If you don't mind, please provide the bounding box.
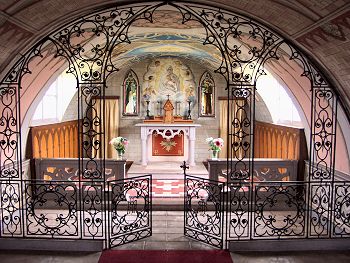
[152,179,184,198]
[128,162,209,198]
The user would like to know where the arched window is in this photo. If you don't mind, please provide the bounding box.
[199,71,215,117]
[32,71,76,125]
[123,70,139,116]
[256,71,302,127]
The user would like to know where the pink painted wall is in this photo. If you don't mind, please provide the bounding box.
[264,54,350,173]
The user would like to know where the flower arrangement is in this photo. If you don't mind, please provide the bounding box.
[206,137,224,152]
[110,136,129,154]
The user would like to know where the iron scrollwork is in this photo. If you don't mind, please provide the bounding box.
[309,183,331,237]
[0,85,20,179]
[25,181,78,238]
[310,87,337,181]
[228,86,253,181]
[82,183,104,239]
[333,182,350,237]
[0,0,345,249]
[79,83,103,180]
[0,182,22,237]
[108,175,151,248]
[228,182,250,240]
[184,175,224,249]
[254,183,306,238]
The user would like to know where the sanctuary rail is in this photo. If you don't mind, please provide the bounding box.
[34,158,126,182]
[207,158,298,182]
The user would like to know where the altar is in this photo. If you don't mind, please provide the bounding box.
[135,123,201,166]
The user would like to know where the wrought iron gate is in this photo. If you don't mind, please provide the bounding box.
[184,175,224,249]
[108,175,152,248]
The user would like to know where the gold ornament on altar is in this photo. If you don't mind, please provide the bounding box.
[160,139,177,152]
[163,95,174,123]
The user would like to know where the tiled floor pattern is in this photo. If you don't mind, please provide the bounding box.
[126,162,209,184]
[127,161,209,198]
[152,179,184,197]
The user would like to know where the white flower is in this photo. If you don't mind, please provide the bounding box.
[109,136,129,153]
[206,137,213,143]
[206,137,224,151]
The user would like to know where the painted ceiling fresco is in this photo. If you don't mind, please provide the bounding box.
[110,32,222,69]
[131,10,202,29]
[53,7,259,72]
[44,8,259,77]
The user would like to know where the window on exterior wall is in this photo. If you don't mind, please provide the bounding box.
[32,71,77,125]
[256,71,302,127]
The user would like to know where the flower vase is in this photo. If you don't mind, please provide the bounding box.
[211,150,219,160]
[117,150,124,160]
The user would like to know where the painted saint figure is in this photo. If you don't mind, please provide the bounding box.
[124,71,138,115]
[200,72,215,115]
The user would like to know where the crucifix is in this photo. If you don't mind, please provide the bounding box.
[180,161,189,176]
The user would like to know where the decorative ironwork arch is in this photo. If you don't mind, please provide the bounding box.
[0,0,347,248]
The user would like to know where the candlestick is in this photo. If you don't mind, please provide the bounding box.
[145,100,150,119]
[158,100,162,116]
[187,100,192,120]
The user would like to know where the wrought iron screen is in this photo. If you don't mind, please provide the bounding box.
[0,0,348,251]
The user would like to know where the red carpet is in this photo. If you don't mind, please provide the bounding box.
[98,250,233,263]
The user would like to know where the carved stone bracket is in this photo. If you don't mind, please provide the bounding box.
[151,128,186,140]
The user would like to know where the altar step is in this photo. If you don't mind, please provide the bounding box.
[126,161,208,180]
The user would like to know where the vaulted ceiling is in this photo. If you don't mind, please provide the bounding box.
[0,0,350,113]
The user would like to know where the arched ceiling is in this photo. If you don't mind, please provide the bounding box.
[0,0,350,113]
[109,28,222,69]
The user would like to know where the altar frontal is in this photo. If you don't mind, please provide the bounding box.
[152,130,184,156]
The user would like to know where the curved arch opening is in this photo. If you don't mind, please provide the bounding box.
[256,70,302,127]
[31,70,77,126]
[2,1,347,173]
[1,1,350,248]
